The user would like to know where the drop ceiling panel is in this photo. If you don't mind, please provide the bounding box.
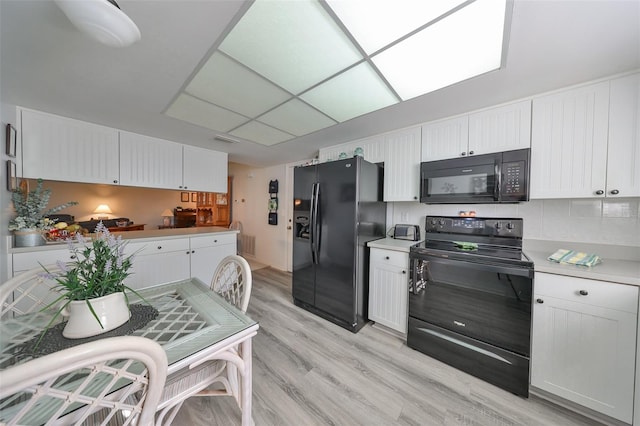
[219,0,362,94]
[327,0,467,54]
[300,62,398,122]
[373,0,507,100]
[230,120,295,146]
[186,52,292,118]
[257,99,337,136]
[165,93,248,132]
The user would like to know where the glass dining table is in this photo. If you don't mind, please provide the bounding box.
[0,278,259,426]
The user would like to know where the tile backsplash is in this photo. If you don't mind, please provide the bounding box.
[389,197,640,247]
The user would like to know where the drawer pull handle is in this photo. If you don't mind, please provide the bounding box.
[579,290,588,296]
[595,190,604,195]
[610,189,619,195]
[192,250,195,254]
[157,246,162,250]
[402,270,406,274]
[385,256,390,260]
[536,298,544,304]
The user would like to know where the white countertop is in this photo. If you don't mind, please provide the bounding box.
[9,227,238,254]
[368,237,421,253]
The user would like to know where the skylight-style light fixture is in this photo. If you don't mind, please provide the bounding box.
[165,0,509,146]
[55,0,141,48]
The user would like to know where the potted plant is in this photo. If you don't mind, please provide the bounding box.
[41,222,141,339]
[8,179,78,247]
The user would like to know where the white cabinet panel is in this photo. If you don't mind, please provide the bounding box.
[368,248,409,333]
[21,108,119,184]
[468,100,531,155]
[189,235,236,285]
[530,82,610,199]
[421,116,469,161]
[183,145,228,193]
[531,273,637,423]
[124,238,191,290]
[384,127,421,202]
[119,131,183,189]
[607,73,640,198]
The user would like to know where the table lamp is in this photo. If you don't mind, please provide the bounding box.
[161,209,174,226]
[93,204,112,220]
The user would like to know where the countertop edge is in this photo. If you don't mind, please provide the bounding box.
[367,237,420,253]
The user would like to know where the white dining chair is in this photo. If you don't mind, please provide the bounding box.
[0,336,167,426]
[0,265,64,318]
[156,255,253,425]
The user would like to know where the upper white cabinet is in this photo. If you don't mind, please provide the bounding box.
[421,101,531,162]
[20,108,120,184]
[119,131,183,189]
[530,77,640,199]
[383,127,421,202]
[421,116,468,161]
[467,100,532,155]
[606,73,640,198]
[183,145,228,193]
[531,272,637,423]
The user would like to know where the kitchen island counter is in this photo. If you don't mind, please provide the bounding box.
[9,227,238,254]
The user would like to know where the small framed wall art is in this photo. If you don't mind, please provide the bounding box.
[6,160,17,191]
[5,124,16,157]
[180,192,189,202]
[191,192,197,202]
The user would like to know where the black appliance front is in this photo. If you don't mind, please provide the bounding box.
[292,158,385,332]
[420,148,529,204]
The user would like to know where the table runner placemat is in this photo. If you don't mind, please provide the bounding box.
[13,304,159,359]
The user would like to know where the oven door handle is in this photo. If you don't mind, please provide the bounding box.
[419,255,533,279]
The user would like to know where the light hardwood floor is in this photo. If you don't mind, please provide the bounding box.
[173,267,602,426]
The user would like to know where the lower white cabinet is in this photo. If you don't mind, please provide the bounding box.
[124,238,191,290]
[531,272,638,423]
[189,233,237,285]
[368,248,409,333]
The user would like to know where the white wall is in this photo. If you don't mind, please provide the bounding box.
[229,162,289,270]
[388,198,640,247]
[1,102,17,282]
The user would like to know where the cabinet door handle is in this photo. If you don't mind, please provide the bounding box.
[186,251,190,255]
[402,270,406,274]
[468,150,474,155]
[385,256,390,260]
[157,246,162,250]
[536,298,544,304]
[595,190,604,195]
[610,189,619,195]
[579,290,588,296]
[191,250,195,253]
[461,152,466,156]
[113,179,118,184]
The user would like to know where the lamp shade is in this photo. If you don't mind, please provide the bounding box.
[55,0,141,48]
[161,209,174,217]
[93,204,113,214]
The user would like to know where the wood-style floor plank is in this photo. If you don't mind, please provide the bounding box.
[172,268,602,426]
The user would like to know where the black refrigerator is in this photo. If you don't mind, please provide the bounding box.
[292,157,386,332]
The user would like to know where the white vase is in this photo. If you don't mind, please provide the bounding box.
[62,292,131,339]
[14,229,46,247]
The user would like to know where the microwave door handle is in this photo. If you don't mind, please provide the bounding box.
[494,163,501,201]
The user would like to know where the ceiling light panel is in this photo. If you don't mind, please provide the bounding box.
[166,94,248,132]
[257,99,337,136]
[230,121,295,146]
[301,62,398,122]
[219,0,362,94]
[372,0,507,100]
[186,52,292,118]
[326,0,466,54]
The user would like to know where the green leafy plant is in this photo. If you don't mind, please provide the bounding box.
[8,179,78,231]
[40,222,144,331]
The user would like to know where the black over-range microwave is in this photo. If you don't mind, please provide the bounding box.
[420,148,530,204]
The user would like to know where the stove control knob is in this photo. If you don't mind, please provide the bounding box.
[506,222,514,230]
[495,222,502,229]
[438,220,445,226]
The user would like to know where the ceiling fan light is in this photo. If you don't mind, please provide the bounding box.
[55,0,141,47]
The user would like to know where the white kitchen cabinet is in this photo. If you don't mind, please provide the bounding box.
[530,82,611,199]
[368,248,409,334]
[189,233,237,285]
[468,100,531,155]
[20,108,119,184]
[183,145,228,193]
[421,116,469,161]
[119,131,183,189]
[383,127,421,202]
[606,73,640,198]
[12,248,76,276]
[123,238,191,290]
[531,272,637,423]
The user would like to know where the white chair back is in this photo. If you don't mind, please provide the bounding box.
[0,336,167,426]
[210,255,252,313]
[0,265,64,318]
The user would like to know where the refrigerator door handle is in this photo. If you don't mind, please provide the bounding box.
[313,182,321,263]
[309,183,317,264]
